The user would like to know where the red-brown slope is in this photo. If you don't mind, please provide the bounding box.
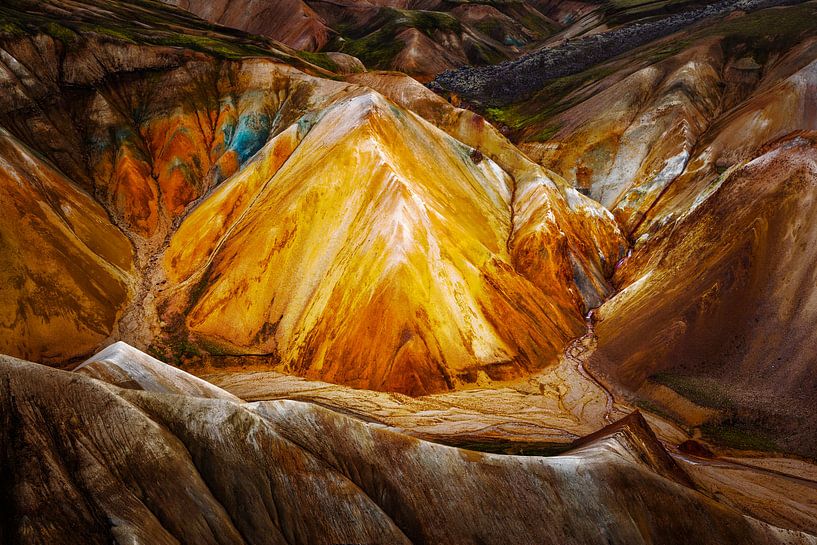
[590,133,817,457]
[162,0,332,50]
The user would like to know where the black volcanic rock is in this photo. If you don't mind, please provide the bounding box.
[432,0,809,105]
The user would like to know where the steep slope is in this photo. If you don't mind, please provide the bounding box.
[521,39,725,231]
[565,410,694,487]
[161,89,623,394]
[346,71,626,310]
[3,354,815,545]
[516,8,817,233]
[162,0,332,51]
[590,133,817,457]
[0,1,624,394]
[0,129,134,363]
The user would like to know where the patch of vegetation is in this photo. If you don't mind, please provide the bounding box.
[161,335,201,367]
[332,7,462,70]
[634,398,676,421]
[0,20,25,37]
[474,18,506,42]
[197,339,228,357]
[483,64,616,138]
[442,439,573,456]
[703,3,817,41]
[43,21,79,44]
[405,9,462,35]
[330,30,403,70]
[463,38,509,66]
[606,0,682,9]
[533,123,562,142]
[296,50,339,73]
[151,33,271,60]
[604,0,704,25]
[516,10,560,39]
[651,372,735,410]
[642,39,690,64]
[77,24,137,44]
[701,421,778,452]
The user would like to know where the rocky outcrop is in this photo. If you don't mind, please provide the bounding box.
[2,353,815,544]
[76,341,240,401]
[432,0,810,105]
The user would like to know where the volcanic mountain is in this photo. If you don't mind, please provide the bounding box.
[0,0,625,396]
[159,0,563,78]
[2,0,817,542]
[434,0,817,456]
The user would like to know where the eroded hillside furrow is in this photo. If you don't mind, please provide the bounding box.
[564,311,615,425]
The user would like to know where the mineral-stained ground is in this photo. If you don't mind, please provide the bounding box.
[1,0,817,543]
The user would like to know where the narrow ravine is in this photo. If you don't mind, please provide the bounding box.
[563,310,616,424]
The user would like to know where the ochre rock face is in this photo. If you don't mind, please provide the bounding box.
[75,341,241,402]
[0,129,134,363]
[162,89,623,394]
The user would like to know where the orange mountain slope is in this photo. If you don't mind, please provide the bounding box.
[0,129,134,363]
[0,12,623,394]
[161,89,624,394]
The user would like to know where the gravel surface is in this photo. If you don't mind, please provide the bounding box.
[431,0,809,105]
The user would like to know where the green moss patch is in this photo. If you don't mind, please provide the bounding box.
[330,7,463,70]
[701,421,779,452]
[651,372,735,410]
[296,50,339,72]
